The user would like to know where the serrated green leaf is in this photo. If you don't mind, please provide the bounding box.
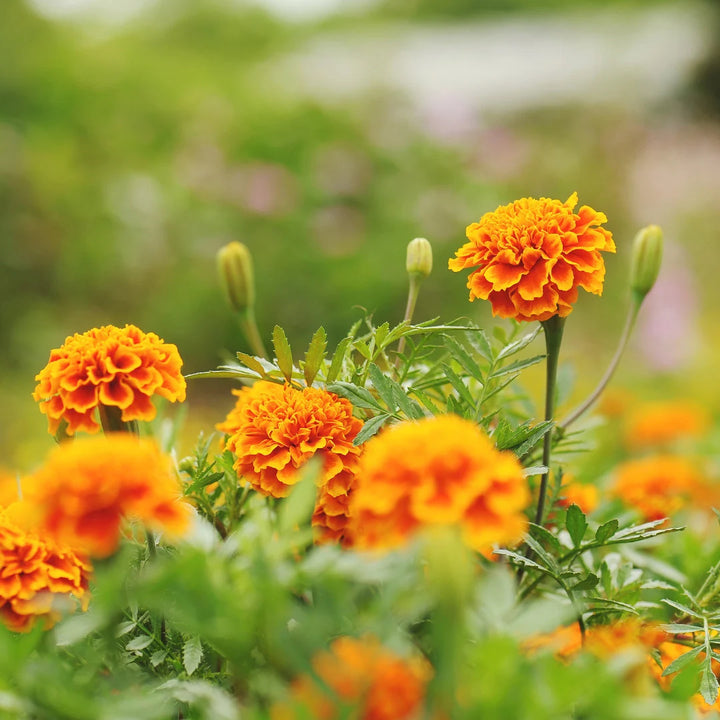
[328,382,384,411]
[185,370,259,380]
[303,327,327,387]
[440,363,476,408]
[469,329,493,362]
[368,363,396,410]
[492,549,549,572]
[523,534,558,573]
[235,352,269,377]
[353,414,391,445]
[492,354,545,378]
[496,328,540,360]
[272,325,293,382]
[661,644,703,676]
[662,599,703,619]
[443,335,485,381]
[183,636,203,676]
[353,340,372,361]
[595,519,620,544]
[374,322,390,349]
[566,504,588,547]
[410,388,442,414]
[662,624,705,634]
[391,383,424,419]
[701,657,719,704]
[528,522,562,555]
[126,635,154,652]
[327,337,352,383]
[151,650,168,667]
[571,573,599,592]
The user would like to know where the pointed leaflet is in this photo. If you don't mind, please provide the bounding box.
[272,325,294,382]
[565,504,588,547]
[327,337,352,383]
[353,414,391,446]
[236,351,269,377]
[368,363,396,410]
[303,327,327,387]
[183,635,203,676]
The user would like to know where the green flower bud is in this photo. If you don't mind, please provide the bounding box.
[406,237,433,279]
[217,242,255,314]
[630,225,663,301]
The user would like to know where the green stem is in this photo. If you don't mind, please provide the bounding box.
[238,308,268,359]
[558,297,640,431]
[395,275,422,368]
[534,315,566,527]
[98,404,139,435]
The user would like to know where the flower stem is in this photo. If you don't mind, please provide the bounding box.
[395,276,421,368]
[238,308,268,360]
[535,315,566,527]
[558,297,640,431]
[98,404,139,435]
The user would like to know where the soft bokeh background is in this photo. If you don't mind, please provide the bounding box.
[3,0,720,467]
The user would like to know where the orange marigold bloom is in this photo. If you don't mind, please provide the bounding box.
[612,455,707,522]
[556,479,599,515]
[449,193,615,322]
[0,505,91,632]
[271,636,431,720]
[217,381,363,543]
[24,434,190,558]
[349,414,530,554]
[33,324,186,436]
[625,400,710,449]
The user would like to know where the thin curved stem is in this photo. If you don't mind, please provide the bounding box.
[558,298,640,431]
[395,276,421,368]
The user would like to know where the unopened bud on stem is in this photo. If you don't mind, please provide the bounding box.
[630,225,663,303]
[217,241,255,314]
[406,237,433,279]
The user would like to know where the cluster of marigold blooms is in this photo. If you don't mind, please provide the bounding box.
[525,618,720,715]
[8,191,685,717]
[1,324,191,633]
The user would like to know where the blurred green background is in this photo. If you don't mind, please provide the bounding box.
[3,0,720,467]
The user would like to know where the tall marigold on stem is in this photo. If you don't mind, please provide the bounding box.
[33,324,186,436]
[449,193,615,322]
[217,381,363,544]
[348,414,529,555]
[24,434,190,558]
[271,635,431,720]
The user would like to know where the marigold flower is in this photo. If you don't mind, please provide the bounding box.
[271,635,431,720]
[449,193,615,322]
[24,434,190,557]
[0,505,91,632]
[33,324,186,436]
[625,401,710,449]
[611,455,708,522]
[556,479,599,515]
[217,381,363,543]
[348,415,529,554]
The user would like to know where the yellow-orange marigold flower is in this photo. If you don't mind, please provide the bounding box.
[625,400,710,449]
[0,505,91,632]
[271,635,431,720]
[217,381,363,543]
[612,455,707,522]
[449,193,615,322]
[349,414,529,554]
[33,324,186,436]
[24,434,190,557]
[556,479,599,515]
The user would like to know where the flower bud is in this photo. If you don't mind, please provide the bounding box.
[630,225,663,301]
[406,237,433,279]
[217,242,255,314]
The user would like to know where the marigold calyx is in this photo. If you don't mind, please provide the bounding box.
[406,237,433,279]
[629,225,663,302]
[217,241,255,313]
